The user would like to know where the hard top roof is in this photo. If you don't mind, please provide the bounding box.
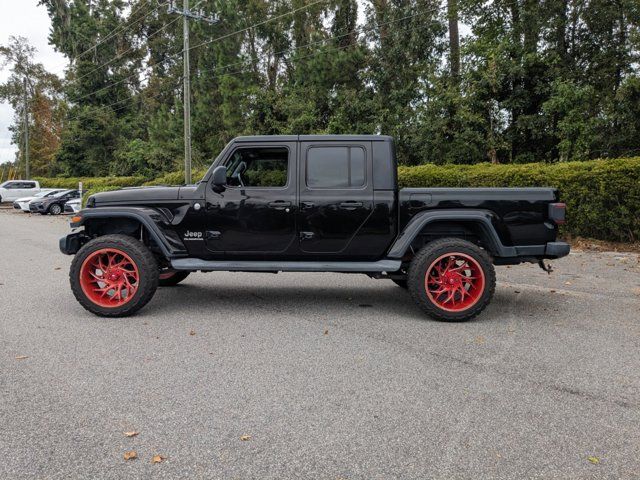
[232,134,393,143]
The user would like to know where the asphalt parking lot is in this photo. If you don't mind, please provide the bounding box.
[1,208,639,479]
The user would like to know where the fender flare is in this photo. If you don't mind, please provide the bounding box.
[70,207,188,259]
[387,209,518,259]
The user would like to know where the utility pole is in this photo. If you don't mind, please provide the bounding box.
[183,0,191,184]
[23,77,30,180]
[168,1,219,184]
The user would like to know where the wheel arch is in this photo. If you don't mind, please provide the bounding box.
[68,207,187,260]
[388,210,513,259]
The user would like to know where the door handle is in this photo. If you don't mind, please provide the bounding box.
[339,201,363,210]
[268,201,292,210]
[300,202,315,210]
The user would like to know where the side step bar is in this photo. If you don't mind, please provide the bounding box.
[170,258,402,273]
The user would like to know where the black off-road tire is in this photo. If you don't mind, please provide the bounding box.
[70,234,159,317]
[158,270,190,287]
[407,238,496,322]
[49,203,62,215]
[391,278,408,289]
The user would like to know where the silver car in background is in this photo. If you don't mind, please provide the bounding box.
[12,189,65,212]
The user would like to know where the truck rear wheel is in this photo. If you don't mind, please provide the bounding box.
[407,238,495,322]
[159,270,190,286]
[70,234,159,317]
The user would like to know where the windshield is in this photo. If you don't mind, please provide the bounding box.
[34,190,58,198]
[43,190,63,197]
[52,190,73,198]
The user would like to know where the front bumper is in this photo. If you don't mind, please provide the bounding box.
[64,203,80,213]
[29,203,46,213]
[59,232,87,255]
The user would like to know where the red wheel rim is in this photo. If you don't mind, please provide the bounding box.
[79,248,139,308]
[425,252,485,312]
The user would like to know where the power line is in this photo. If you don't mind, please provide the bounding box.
[195,6,444,80]
[72,14,182,85]
[64,12,441,122]
[72,1,162,62]
[70,2,438,104]
[186,0,328,52]
[68,0,329,103]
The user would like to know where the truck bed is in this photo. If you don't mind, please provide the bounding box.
[399,187,559,247]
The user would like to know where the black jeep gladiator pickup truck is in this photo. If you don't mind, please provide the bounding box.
[60,135,569,320]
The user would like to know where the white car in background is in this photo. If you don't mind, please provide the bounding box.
[63,197,82,214]
[0,180,41,202]
[13,189,65,212]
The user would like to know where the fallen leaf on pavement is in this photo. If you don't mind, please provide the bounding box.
[15,355,28,360]
[189,330,196,336]
[564,281,572,285]
[54,267,61,270]
[240,434,251,441]
[124,451,137,461]
[124,431,139,437]
[151,454,165,463]
[587,456,599,464]
[324,329,329,335]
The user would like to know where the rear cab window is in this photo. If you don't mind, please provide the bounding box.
[306,146,366,189]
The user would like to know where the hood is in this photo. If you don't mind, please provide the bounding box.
[88,185,193,207]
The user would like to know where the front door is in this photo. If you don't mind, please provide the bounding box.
[204,143,297,255]
[298,141,374,255]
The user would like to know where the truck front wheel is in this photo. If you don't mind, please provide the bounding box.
[407,238,495,322]
[70,235,159,317]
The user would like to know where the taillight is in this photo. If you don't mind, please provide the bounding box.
[548,202,566,225]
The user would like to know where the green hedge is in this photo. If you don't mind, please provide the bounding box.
[37,157,640,242]
[398,157,640,242]
[144,168,207,186]
[35,176,147,190]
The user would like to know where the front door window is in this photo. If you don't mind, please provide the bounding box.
[223,147,289,188]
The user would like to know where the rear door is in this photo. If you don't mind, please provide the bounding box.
[298,141,374,254]
[21,181,38,196]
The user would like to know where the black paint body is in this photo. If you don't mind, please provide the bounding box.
[79,135,564,263]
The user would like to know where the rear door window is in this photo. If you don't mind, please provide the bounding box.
[306,146,366,188]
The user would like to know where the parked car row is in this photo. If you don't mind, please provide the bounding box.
[1,180,81,215]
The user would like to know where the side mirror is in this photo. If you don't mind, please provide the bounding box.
[211,165,227,191]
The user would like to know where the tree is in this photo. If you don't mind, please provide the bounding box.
[29,0,640,176]
[0,36,65,176]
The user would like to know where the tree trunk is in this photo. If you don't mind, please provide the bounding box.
[447,0,460,84]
